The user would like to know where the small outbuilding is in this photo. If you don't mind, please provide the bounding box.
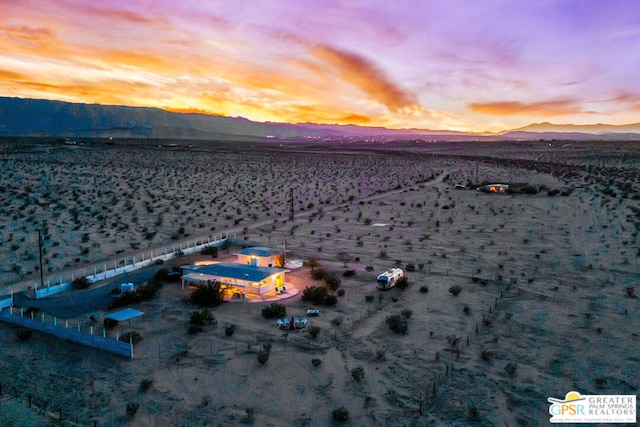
[236,246,284,268]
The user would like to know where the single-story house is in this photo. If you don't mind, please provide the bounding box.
[478,184,510,193]
[182,262,288,297]
[236,246,284,268]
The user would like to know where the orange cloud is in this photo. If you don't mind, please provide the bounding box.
[0,68,29,81]
[310,44,418,113]
[469,100,580,116]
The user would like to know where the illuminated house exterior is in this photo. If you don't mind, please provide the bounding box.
[181,262,288,297]
[479,184,510,193]
[236,246,284,268]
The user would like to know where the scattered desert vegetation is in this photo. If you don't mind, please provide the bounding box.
[0,138,639,425]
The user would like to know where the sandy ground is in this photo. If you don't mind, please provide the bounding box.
[0,138,639,426]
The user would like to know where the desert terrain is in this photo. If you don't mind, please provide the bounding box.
[0,138,639,426]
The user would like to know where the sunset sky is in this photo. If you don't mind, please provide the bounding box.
[2,0,639,132]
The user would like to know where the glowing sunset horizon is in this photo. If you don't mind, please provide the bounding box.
[2,0,639,132]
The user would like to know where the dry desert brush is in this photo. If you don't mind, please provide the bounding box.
[190,282,224,307]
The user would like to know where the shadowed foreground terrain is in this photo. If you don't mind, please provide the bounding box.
[0,138,638,425]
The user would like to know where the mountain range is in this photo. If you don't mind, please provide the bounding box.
[1,97,639,141]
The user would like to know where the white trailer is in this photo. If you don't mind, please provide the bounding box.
[376,268,404,290]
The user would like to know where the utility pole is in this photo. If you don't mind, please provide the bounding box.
[38,229,45,289]
[289,188,294,221]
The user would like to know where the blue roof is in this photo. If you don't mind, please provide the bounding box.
[191,262,286,282]
[237,247,281,257]
[106,308,144,322]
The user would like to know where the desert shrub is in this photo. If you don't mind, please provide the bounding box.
[120,331,143,345]
[332,406,349,422]
[365,294,374,302]
[224,324,236,337]
[351,366,364,383]
[504,362,518,377]
[463,305,471,315]
[104,318,119,329]
[17,328,31,341]
[405,263,416,272]
[447,335,461,347]
[311,268,329,280]
[449,285,462,296]
[153,267,181,283]
[257,350,270,365]
[331,316,344,326]
[139,379,153,392]
[386,314,408,334]
[302,285,328,304]
[401,309,413,318]
[200,245,218,258]
[189,308,217,334]
[365,265,374,271]
[190,282,224,307]
[480,349,494,362]
[468,406,480,421]
[419,285,429,294]
[520,185,539,194]
[71,276,92,290]
[324,274,341,291]
[396,277,409,289]
[547,189,560,196]
[624,286,636,298]
[109,281,163,309]
[342,269,355,277]
[126,402,139,417]
[594,377,608,389]
[337,289,345,297]
[307,326,320,339]
[311,358,322,367]
[302,286,337,305]
[262,303,286,318]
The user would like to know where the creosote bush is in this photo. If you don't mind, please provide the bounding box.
[225,324,237,337]
[386,314,408,334]
[120,331,143,344]
[449,285,462,296]
[17,328,32,341]
[396,277,409,289]
[190,282,224,307]
[332,406,349,422]
[307,326,320,339]
[139,379,153,392]
[419,285,429,293]
[71,276,92,290]
[504,362,518,377]
[302,286,338,306]
[262,303,286,318]
[351,366,364,383]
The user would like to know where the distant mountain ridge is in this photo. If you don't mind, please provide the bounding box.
[508,121,640,134]
[1,97,639,141]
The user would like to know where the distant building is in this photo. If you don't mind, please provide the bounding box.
[478,184,510,193]
[236,246,284,268]
[182,262,288,298]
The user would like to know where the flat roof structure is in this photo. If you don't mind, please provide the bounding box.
[105,308,144,322]
[185,262,288,282]
[236,247,282,258]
